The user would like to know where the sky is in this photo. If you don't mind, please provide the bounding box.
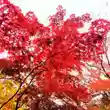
[10,0,110,25]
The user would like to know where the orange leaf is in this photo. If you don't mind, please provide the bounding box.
[88,106,100,110]
[89,79,110,91]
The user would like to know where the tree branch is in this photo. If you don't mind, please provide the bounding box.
[0,62,43,109]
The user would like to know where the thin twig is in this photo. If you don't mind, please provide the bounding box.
[15,75,35,110]
[100,57,110,78]
[15,70,45,110]
[0,62,43,109]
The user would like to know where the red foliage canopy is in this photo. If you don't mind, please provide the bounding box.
[0,0,110,107]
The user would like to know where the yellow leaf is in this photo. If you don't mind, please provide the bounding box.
[18,108,24,110]
[0,83,3,90]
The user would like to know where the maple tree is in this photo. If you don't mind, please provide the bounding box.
[0,0,110,110]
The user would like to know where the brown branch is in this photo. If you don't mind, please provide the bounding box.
[100,57,110,78]
[0,62,43,109]
[15,69,45,110]
[105,52,110,65]
[0,69,34,109]
[15,75,35,110]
